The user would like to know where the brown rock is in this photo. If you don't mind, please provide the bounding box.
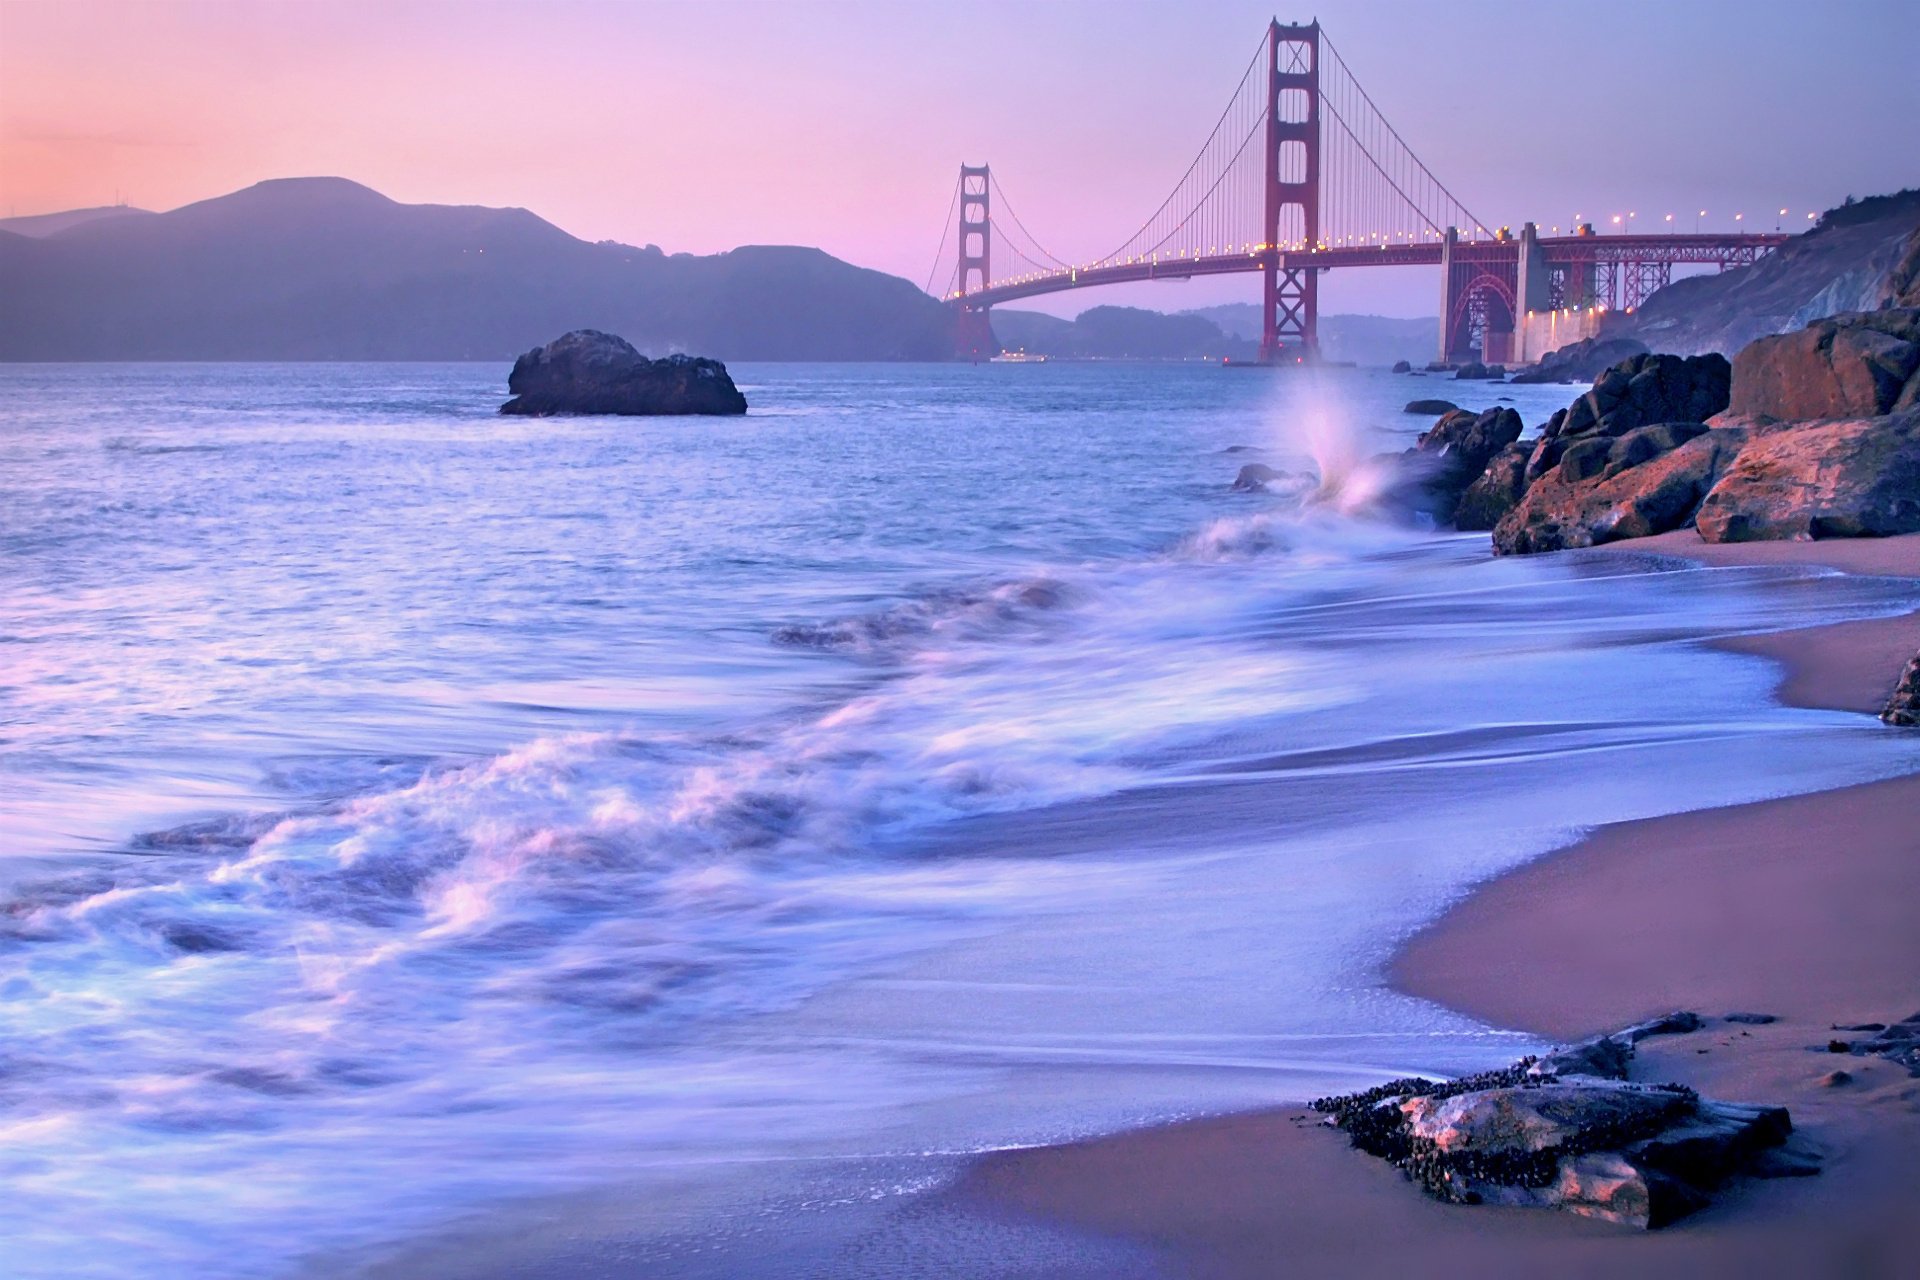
[1693,409,1920,542]
[1493,427,1745,555]
[1728,308,1920,422]
[1882,649,1920,726]
[1454,442,1531,531]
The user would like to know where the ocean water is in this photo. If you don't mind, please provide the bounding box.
[3,361,1919,1277]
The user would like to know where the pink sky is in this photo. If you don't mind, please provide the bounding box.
[3,0,1913,317]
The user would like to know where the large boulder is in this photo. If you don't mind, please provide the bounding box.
[1522,352,1732,484]
[1404,398,1459,415]
[1493,424,1740,554]
[500,329,748,416]
[1692,409,1920,541]
[1727,308,1920,422]
[1406,407,1523,523]
[1884,651,1920,727]
[1454,442,1532,531]
[1559,352,1732,439]
[1511,335,1651,384]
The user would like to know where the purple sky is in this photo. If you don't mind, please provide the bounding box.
[3,0,1913,317]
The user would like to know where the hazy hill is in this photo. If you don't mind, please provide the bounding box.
[1182,304,1437,366]
[1601,189,1920,357]
[0,177,952,361]
[992,305,1252,359]
[0,204,154,238]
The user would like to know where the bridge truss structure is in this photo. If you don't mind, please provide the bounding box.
[927,21,1786,363]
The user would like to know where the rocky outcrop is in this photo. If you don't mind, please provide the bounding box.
[1404,398,1459,415]
[1884,652,1920,726]
[1454,442,1531,532]
[1495,425,1742,554]
[1881,226,1920,309]
[1692,409,1920,541]
[1407,407,1523,523]
[1453,361,1506,381]
[1727,308,1920,422]
[1552,352,1731,446]
[1511,336,1651,384]
[1391,360,1413,374]
[500,330,748,416]
[1313,1015,1799,1230]
[1594,189,1920,358]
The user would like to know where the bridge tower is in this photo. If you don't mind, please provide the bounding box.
[1261,20,1321,363]
[954,164,996,359]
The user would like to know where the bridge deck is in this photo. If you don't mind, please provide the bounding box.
[953,233,1788,310]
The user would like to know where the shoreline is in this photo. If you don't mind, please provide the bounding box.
[953,531,1920,1276]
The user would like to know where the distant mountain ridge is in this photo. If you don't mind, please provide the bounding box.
[0,204,154,238]
[0,177,953,361]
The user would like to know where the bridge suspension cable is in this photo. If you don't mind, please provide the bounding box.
[1315,30,1490,247]
[922,170,962,297]
[925,22,1506,303]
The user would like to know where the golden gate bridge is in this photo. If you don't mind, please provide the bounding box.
[926,20,1787,364]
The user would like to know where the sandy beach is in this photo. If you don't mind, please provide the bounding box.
[956,531,1920,1279]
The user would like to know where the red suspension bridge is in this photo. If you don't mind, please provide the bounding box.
[927,20,1787,365]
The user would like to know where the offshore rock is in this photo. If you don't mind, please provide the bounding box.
[1453,361,1506,381]
[1392,359,1413,373]
[1404,398,1459,415]
[1406,407,1523,524]
[1494,425,1740,555]
[1880,650,1920,726]
[500,329,748,416]
[1693,409,1920,541]
[1454,441,1532,532]
[1230,462,1286,492]
[1728,308,1920,422]
[1511,336,1651,384]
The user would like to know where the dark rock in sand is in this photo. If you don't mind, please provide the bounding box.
[1882,650,1920,726]
[1724,1012,1779,1025]
[1313,1017,1795,1230]
[500,329,748,416]
[1692,408,1920,542]
[1494,424,1742,555]
[1454,441,1532,532]
[1511,336,1652,384]
[1728,308,1920,422]
[1392,359,1413,373]
[1404,398,1459,415]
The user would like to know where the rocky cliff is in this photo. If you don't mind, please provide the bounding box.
[1592,190,1920,359]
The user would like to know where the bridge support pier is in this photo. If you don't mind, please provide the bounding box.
[954,164,995,359]
[1260,20,1320,363]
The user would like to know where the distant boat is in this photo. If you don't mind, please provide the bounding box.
[989,351,1048,363]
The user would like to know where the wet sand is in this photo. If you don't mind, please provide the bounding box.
[956,531,1920,1279]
